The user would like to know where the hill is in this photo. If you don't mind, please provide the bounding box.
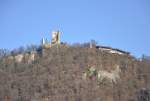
[0,44,150,101]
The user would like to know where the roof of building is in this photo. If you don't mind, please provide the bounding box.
[96,45,130,55]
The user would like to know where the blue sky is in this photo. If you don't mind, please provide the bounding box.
[0,0,150,57]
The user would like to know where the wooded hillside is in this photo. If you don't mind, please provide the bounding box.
[0,44,149,101]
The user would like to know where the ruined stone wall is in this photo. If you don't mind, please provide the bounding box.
[51,31,60,45]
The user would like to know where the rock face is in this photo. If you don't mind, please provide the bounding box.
[4,51,36,64]
[97,65,121,84]
[27,52,35,64]
[83,65,121,84]
[14,54,24,63]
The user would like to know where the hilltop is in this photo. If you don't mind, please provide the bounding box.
[0,31,149,101]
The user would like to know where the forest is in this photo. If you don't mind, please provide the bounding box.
[0,43,149,101]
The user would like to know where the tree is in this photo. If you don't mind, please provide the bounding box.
[0,49,10,58]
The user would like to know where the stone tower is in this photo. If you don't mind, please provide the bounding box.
[51,31,60,45]
[41,38,45,45]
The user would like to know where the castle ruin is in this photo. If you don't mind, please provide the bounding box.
[41,31,60,49]
[51,31,60,45]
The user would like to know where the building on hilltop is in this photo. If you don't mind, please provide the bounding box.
[41,30,61,49]
[41,37,51,49]
[138,88,150,101]
[51,31,60,45]
[41,38,45,45]
[40,30,130,56]
[96,45,130,55]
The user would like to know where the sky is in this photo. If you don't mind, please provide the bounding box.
[0,0,150,57]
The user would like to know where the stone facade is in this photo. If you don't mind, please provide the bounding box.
[41,31,60,49]
[41,37,51,49]
[51,31,60,45]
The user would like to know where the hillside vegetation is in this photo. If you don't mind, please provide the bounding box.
[0,44,150,101]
